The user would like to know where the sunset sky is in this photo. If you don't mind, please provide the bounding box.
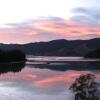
[0,0,100,44]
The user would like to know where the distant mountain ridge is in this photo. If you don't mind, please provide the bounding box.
[0,38,100,56]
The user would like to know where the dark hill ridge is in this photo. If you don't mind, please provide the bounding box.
[0,38,100,56]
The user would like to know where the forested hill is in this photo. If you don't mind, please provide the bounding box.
[0,38,100,56]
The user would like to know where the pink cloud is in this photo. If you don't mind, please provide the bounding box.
[0,17,100,43]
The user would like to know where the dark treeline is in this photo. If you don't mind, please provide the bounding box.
[0,49,26,62]
[85,48,100,58]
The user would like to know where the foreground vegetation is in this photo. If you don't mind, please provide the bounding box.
[70,74,100,100]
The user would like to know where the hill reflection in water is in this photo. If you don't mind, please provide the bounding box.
[0,62,25,74]
[27,61,100,71]
[0,61,99,74]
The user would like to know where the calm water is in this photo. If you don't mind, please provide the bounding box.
[0,57,100,100]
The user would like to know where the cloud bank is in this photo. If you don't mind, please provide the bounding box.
[0,16,100,43]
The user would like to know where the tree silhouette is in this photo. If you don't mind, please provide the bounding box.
[70,74,100,100]
[0,49,26,62]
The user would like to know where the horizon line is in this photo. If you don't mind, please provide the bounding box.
[0,37,100,45]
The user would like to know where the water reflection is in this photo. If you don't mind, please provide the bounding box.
[0,62,25,74]
[0,61,100,100]
[27,61,100,71]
